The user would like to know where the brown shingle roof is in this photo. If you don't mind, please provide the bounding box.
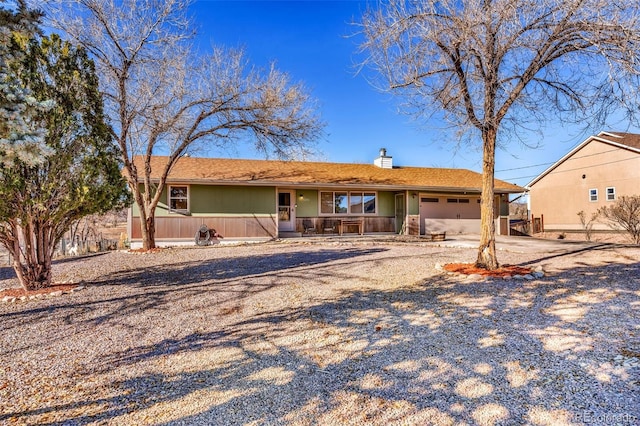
[600,131,640,150]
[135,156,524,193]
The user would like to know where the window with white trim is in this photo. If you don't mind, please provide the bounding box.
[589,188,598,202]
[320,191,376,215]
[169,185,189,212]
[606,187,615,201]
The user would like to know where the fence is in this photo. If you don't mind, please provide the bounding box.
[509,215,544,236]
[59,236,123,256]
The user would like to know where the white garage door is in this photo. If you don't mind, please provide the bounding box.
[420,195,481,234]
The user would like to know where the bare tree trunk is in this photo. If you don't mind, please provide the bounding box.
[142,215,156,250]
[476,128,498,270]
[6,220,53,291]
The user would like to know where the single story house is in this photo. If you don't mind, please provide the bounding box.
[526,131,640,233]
[128,149,524,246]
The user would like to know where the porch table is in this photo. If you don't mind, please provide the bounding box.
[339,218,364,236]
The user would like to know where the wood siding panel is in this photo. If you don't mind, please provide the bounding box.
[131,215,277,240]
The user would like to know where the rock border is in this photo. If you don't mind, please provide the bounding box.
[1,283,86,304]
[435,263,546,280]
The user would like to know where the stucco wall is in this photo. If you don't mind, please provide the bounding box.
[529,140,640,231]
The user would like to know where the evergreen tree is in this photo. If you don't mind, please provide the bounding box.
[0,5,128,290]
[0,0,51,166]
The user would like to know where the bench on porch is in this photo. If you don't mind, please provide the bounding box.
[339,218,364,236]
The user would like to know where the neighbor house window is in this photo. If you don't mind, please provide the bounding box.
[589,188,598,202]
[320,191,377,215]
[169,185,189,212]
[606,187,616,201]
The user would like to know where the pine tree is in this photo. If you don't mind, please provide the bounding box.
[0,3,128,290]
[0,0,51,166]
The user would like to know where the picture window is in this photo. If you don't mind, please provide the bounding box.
[320,191,376,215]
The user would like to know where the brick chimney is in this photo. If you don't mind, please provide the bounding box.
[374,148,393,169]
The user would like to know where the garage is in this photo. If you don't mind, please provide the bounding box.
[419,194,482,235]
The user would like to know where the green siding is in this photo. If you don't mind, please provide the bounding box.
[132,185,399,217]
[408,191,419,215]
[191,185,275,215]
[377,191,395,216]
[295,190,318,217]
[131,186,170,217]
[131,185,275,216]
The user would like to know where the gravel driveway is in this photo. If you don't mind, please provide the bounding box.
[1,240,639,425]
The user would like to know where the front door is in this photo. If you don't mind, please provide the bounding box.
[278,190,295,232]
[395,193,406,234]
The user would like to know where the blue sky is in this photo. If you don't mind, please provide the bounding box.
[190,1,638,187]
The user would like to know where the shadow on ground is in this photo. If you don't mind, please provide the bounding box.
[1,246,638,425]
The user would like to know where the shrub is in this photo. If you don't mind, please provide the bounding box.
[598,195,640,245]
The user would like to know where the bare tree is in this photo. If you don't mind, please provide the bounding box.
[360,0,640,269]
[577,210,598,242]
[598,195,640,245]
[44,0,323,249]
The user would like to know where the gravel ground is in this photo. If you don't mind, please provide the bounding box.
[0,239,639,425]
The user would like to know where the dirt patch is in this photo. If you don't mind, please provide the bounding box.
[444,263,533,277]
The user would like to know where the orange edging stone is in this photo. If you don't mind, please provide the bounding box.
[444,263,533,278]
[0,283,78,299]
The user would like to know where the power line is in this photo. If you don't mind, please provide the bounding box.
[502,155,639,182]
[495,147,623,174]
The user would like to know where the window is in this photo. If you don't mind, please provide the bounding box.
[447,198,458,203]
[320,191,376,215]
[421,197,439,203]
[606,187,616,201]
[589,188,598,202]
[335,192,348,213]
[458,198,470,204]
[169,185,189,212]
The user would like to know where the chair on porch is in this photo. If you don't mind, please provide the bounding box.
[322,219,337,234]
[302,219,317,236]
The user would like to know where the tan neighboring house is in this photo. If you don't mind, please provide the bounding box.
[526,131,640,232]
[128,149,524,247]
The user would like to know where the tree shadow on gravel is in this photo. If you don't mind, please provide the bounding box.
[2,256,638,425]
[518,242,629,268]
[0,248,391,352]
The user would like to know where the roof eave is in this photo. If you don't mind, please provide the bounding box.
[152,178,523,193]
[527,133,640,187]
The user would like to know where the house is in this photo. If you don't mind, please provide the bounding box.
[526,131,640,233]
[128,149,524,246]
